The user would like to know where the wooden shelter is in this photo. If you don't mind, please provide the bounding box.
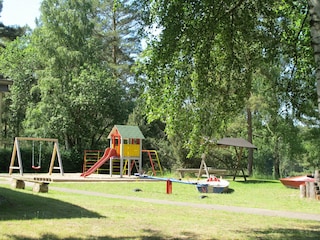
[217,137,257,181]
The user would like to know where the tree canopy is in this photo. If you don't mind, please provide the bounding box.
[0,0,142,151]
[138,1,281,152]
[1,0,320,176]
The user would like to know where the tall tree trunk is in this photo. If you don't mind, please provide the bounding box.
[247,71,254,176]
[273,137,280,179]
[308,0,320,114]
[247,107,253,176]
[112,1,117,65]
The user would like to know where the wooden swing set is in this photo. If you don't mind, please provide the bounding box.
[9,137,64,176]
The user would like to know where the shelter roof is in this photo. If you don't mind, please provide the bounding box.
[108,125,145,139]
[217,137,257,149]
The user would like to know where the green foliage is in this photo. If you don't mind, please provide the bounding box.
[0,36,38,136]
[300,127,320,170]
[0,148,11,172]
[133,0,320,177]
[275,0,316,121]
[128,102,177,171]
[1,0,319,178]
[0,0,142,152]
[138,1,281,157]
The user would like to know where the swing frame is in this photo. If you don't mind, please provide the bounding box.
[9,137,64,176]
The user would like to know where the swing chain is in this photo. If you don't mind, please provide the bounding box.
[32,140,42,170]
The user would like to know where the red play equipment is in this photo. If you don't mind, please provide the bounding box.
[81,125,163,178]
[81,148,117,177]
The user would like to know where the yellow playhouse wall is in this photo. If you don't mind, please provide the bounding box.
[123,144,140,157]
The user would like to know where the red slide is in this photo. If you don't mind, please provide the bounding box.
[81,148,117,177]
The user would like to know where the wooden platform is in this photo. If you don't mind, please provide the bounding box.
[0,173,156,193]
[0,173,152,183]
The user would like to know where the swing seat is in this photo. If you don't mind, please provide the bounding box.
[32,166,41,170]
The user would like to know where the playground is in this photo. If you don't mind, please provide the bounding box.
[3,124,312,239]
[1,124,320,239]
[7,125,164,192]
[7,125,260,194]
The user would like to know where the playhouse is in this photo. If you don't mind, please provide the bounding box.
[81,125,162,177]
[108,125,144,177]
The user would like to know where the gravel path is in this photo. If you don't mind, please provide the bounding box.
[51,186,320,222]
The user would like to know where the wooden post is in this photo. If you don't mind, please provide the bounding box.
[315,170,320,182]
[9,138,23,175]
[300,184,306,198]
[315,170,320,200]
[198,154,209,180]
[49,143,57,174]
[110,158,113,177]
[309,182,316,199]
[306,182,310,198]
[233,147,244,181]
[9,140,17,175]
[33,183,49,193]
[11,179,25,189]
[55,141,64,175]
[166,180,172,194]
[48,141,64,175]
[120,137,124,178]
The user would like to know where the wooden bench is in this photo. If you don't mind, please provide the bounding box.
[176,168,228,178]
[11,177,52,193]
[176,168,248,181]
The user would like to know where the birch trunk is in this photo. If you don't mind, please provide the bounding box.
[308,0,320,114]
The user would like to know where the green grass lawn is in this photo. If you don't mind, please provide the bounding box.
[1,177,320,240]
[51,178,320,214]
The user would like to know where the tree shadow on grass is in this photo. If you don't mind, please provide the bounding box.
[225,188,235,194]
[236,179,280,184]
[3,230,216,240]
[4,226,320,240]
[245,226,320,240]
[0,186,103,220]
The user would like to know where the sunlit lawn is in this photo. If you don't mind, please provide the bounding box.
[1,176,320,240]
[53,177,320,214]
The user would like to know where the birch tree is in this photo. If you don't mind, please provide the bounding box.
[308,0,320,115]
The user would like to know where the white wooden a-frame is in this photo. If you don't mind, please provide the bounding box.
[9,137,64,176]
[197,153,209,180]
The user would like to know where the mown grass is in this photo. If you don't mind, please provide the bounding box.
[53,177,320,214]
[1,177,320,240]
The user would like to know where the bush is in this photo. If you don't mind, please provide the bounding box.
[0,148,12,173]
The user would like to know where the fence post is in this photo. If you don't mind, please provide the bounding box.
[315,170,320,200]
[300,184,306,198]
[166,180,172,194]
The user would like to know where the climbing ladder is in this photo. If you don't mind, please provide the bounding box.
[83,150,104,173]
[142,150,163,176]
[83,150,121,175]
[123,159,139,175]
